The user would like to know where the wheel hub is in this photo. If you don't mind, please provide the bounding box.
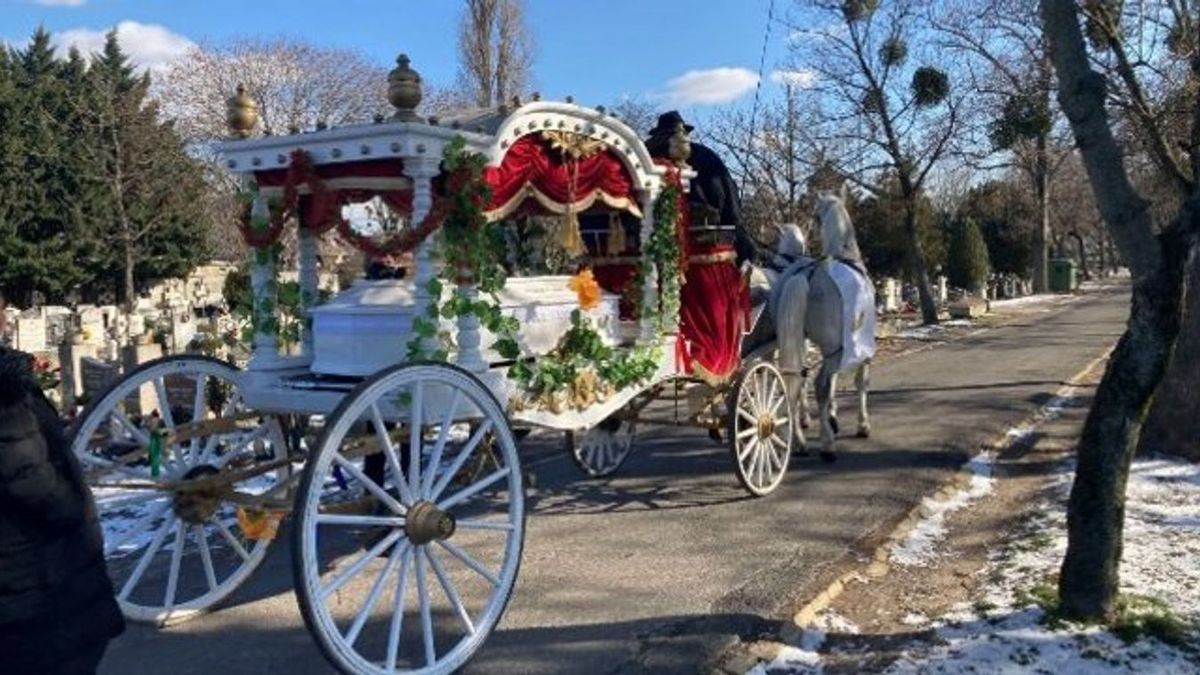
[756,413,776,440]
[405,501,456,545]
[173,464,223,524]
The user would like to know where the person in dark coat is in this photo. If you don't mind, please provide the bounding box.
[645,111,766,266]
[0,326,125,673]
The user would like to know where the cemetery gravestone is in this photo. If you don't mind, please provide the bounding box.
[16,315,46,353]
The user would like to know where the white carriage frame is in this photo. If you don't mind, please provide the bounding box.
[216,101,691,425]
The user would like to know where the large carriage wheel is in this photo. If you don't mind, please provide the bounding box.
[566,413,636,478]
[728,361,793,496]
[293,362,524,675]
[70,355,290,625]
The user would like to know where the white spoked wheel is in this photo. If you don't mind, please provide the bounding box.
[728,361,793,497]
[293,362,524,675]
[70,355,290,625]
[566,414,636,478]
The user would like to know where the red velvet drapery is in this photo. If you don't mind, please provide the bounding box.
[677,249,749,384]
[483,135,639,219]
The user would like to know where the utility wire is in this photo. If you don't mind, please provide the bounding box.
[741,0,777,197]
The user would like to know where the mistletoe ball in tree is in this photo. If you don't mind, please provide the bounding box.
[911,66,949,107]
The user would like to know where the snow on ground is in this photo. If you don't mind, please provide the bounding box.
[749,612,860,675]
[890,319,976,341]
[751,455,1200,674]
[890,451,995,567]
[988,293,1076,310]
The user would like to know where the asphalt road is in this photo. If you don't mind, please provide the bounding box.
[100,283,1129,675]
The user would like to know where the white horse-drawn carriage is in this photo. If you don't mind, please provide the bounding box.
[70,54,874,674]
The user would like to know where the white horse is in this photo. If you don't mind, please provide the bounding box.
[748,189,874,461]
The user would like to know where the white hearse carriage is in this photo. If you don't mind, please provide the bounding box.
[70,54,796,674]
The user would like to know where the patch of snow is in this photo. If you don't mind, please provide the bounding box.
[989,294,1064,309]
[749,634,826,675]
[813,610,860,635]
[890,452,996,567]
[900,612,929,626]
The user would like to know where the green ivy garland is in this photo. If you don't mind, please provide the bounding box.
[406,138,523,364]
[639,172,684,332]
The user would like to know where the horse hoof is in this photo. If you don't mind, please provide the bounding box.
[829,416,840,435]
[819,450,838,463]
[708,428,723,445]
[856,427,870,439]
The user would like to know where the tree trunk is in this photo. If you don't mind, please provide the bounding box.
[1033,136,1051,293]
[1070,230,1090,280]
[905,203,939,324]
[123,239,135,315]
[1061,239,1191,619]
[1138,248,1200,461]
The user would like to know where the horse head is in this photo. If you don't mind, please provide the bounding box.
[775,223,807,258]
[815,185,861,262]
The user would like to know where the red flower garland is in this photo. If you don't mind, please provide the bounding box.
[236,149,449,259]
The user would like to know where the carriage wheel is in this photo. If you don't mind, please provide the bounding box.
[566,414,636,478]
[70,355,290,625]
[293,362,524,675]
[728,361,793,496]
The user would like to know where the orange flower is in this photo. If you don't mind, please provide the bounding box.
[568,267,602,311]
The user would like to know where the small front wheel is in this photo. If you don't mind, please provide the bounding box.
[728,361,793,496]
[566,414,636,478]
[293,362,524,675]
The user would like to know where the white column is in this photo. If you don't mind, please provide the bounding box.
[297,225,319,359]
[248,193,282,370]
[409,158,440,296]
[454,284,486,373]
[639,189,659,341]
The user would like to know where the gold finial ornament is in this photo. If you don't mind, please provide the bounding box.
[388,53,423,122]
[226,83,259,139]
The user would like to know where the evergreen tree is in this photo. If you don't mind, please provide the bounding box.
[946,217,991,294]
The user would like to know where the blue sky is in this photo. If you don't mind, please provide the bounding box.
[3,0,801,128]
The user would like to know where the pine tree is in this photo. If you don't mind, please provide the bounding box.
[946,217,991,295]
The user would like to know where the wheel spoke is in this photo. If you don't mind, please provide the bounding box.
[164,520,186,613]
[427,546,475,636]
[456,518,515,532]
[429,419,494,501]
[212,516,251,561]
[416,548,436,667]
[195,524,218,592]
[333,454,406,515]
[82,454,152,481]
[436,539,500,587]
[737,408,758,427]
[423,389,463,498]
[212,425,270,469]
[408,381,423,500]
[386,547,414,673]
[112,408,151,447]
[738,437,758,463]
[316,514,407,528]
[189,374,207,464]
[346,540,408,647]
[118,515,174,601]
[320,529,405,601]
[154,378,176,429]
[371,403,417,506]
[104,500,171,556]
[437,467,509,512]
[737,427,758,440]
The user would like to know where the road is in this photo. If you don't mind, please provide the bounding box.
[101,282,1129,675]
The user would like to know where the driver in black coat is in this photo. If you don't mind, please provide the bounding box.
[644,111,766,266]
[0,298,125,674]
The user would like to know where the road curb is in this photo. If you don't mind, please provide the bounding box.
[779,345,1114,645]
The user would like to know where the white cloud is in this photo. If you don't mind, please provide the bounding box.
[51,21,194,72]
[662,67,759,106]
[770,68,818,89]
[34,0,87,6]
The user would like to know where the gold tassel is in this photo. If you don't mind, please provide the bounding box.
[562,209,585,257]
[606,212,627,256]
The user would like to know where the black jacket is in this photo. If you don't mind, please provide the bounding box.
[0,349,125,672]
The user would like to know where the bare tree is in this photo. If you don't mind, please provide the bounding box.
[786,0,966,324]
[934,0,1076,292]
[1041,0,1200,620]
[457,0,534,107]
[154,37,391,144]
[610,95,659,140]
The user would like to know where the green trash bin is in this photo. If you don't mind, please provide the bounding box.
[1048,258,1076,293]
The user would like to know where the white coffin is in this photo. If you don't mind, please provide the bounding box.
[309,276,622,377]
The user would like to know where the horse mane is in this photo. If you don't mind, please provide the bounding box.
[816,193,862,262]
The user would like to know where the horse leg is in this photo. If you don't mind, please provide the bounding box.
[797,338,813,430]
[776,277,809,454]
[855,360,871,438]
[817,359,839,462]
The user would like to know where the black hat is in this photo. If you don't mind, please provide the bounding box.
[649,110,694,136]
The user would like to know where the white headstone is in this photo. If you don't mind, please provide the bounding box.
[172,316,197,353]
[127,313,146,339]
[882,278,900,312]
[79,307,104,344]
[936,276,949,304]
[16,315,46,352]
